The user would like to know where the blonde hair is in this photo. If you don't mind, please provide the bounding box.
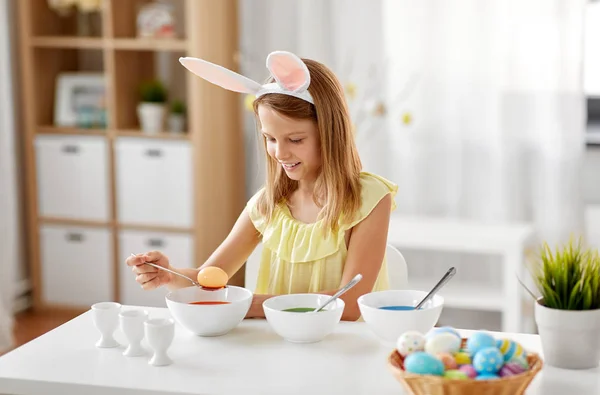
[253,58,362,232]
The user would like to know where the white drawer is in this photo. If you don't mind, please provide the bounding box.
[115,138,193,227]
[40,225,114,306]
[118,230,194,307]
[35,135,110,221]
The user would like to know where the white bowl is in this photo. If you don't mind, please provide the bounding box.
[263,294,344,343]
[165,285,252,336]
[357,290,444,345]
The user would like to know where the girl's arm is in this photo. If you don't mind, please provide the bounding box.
[168,208,261,289]
[246,194,393,321]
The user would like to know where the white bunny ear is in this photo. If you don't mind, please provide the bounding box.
[266,51,311,92]
[179,57,263,94]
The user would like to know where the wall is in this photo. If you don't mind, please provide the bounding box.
[583,2,600,250]
[7,0,27,300]
[0,0,20,351]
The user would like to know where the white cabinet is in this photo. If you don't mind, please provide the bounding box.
[585,205,600,250]
[585,3,600,96]
[118,230,194,307]
[35,135,110,221]
[115,138,193,228]
[40,225,114,306]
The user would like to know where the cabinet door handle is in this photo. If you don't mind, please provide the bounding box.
[145,149,163,157]
[61,145,80,154]
[66,233,84,242]
[147,238,165,248]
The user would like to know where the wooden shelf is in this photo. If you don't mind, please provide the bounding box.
[116,129,190,140]
[117,223,194,234]
[31,37,104,49]
[37,126,107,136]
[29,37,188,51]
[38,217,194,234]
[111,39,188,51]
[19,0,245,311]
[37,126,191,140]
[39,217,112,228]
[38,217,195,234]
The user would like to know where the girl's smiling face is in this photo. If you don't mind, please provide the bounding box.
[258,105,321,183]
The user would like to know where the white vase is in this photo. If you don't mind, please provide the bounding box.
[168,114,185,134]
[137,102,165,134]
[535,298,600,369]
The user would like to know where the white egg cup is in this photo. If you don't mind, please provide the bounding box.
[91,302,122,348]
[119,309,149,357]
[144,318,175,367]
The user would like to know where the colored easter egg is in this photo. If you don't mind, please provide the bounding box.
[454,352,471,366]
[436,352,458,370]
[197,267,228,288]
[508,354,529,370]
[476,373,500,380]
[425,333,461,355]
[443,369,468,380]
[426,326,461,341]
[473,347,504,374]
[404,352,445,376]
[466,331,497,356]
[458,364,478,379]
[496,339,526,362]
[396,331,426,357]
[499,362,527,377]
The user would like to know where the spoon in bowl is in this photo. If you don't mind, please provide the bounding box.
[130,253,202,288]
[413,267,457,310]
[312,274,363,313]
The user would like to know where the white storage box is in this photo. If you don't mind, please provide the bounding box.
[35,135,110,221]
[115,138,193,228]
[40,224,114,306]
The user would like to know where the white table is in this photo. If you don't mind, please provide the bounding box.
[1,306,599,395]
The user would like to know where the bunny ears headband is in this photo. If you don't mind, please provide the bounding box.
[178,51,314,105]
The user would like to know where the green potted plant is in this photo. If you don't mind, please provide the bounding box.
[527,237,600,369]
[137,79,168,134]
[168,99,186,134]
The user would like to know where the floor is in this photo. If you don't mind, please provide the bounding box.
[2,309,80,356]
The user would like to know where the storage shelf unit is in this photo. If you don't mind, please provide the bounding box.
[18,0,245,312]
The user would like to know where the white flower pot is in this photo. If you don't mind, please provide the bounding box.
[535,298,600,369]
[137,103,166,134]
[168,114,185,134]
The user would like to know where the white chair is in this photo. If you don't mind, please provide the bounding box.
[244,242,264,292]
[244,243,408,291]
[385,244,408,290]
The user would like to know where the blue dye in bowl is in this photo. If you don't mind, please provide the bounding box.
[378,305,415,311]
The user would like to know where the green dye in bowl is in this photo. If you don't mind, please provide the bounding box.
[282,307,318,313]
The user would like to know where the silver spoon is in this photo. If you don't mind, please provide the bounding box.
[312,274,363,313]
[130,253,202,288]
[414,267,456,310]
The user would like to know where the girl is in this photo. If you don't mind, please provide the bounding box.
[126,51,398,321]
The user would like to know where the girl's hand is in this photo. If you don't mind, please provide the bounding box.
[126,251,172,290]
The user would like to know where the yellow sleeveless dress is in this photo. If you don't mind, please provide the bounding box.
[246,171,398,295]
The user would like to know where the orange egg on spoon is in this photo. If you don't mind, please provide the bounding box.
[197,267,228,289]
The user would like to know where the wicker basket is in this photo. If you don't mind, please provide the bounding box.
[386,339,543,395]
